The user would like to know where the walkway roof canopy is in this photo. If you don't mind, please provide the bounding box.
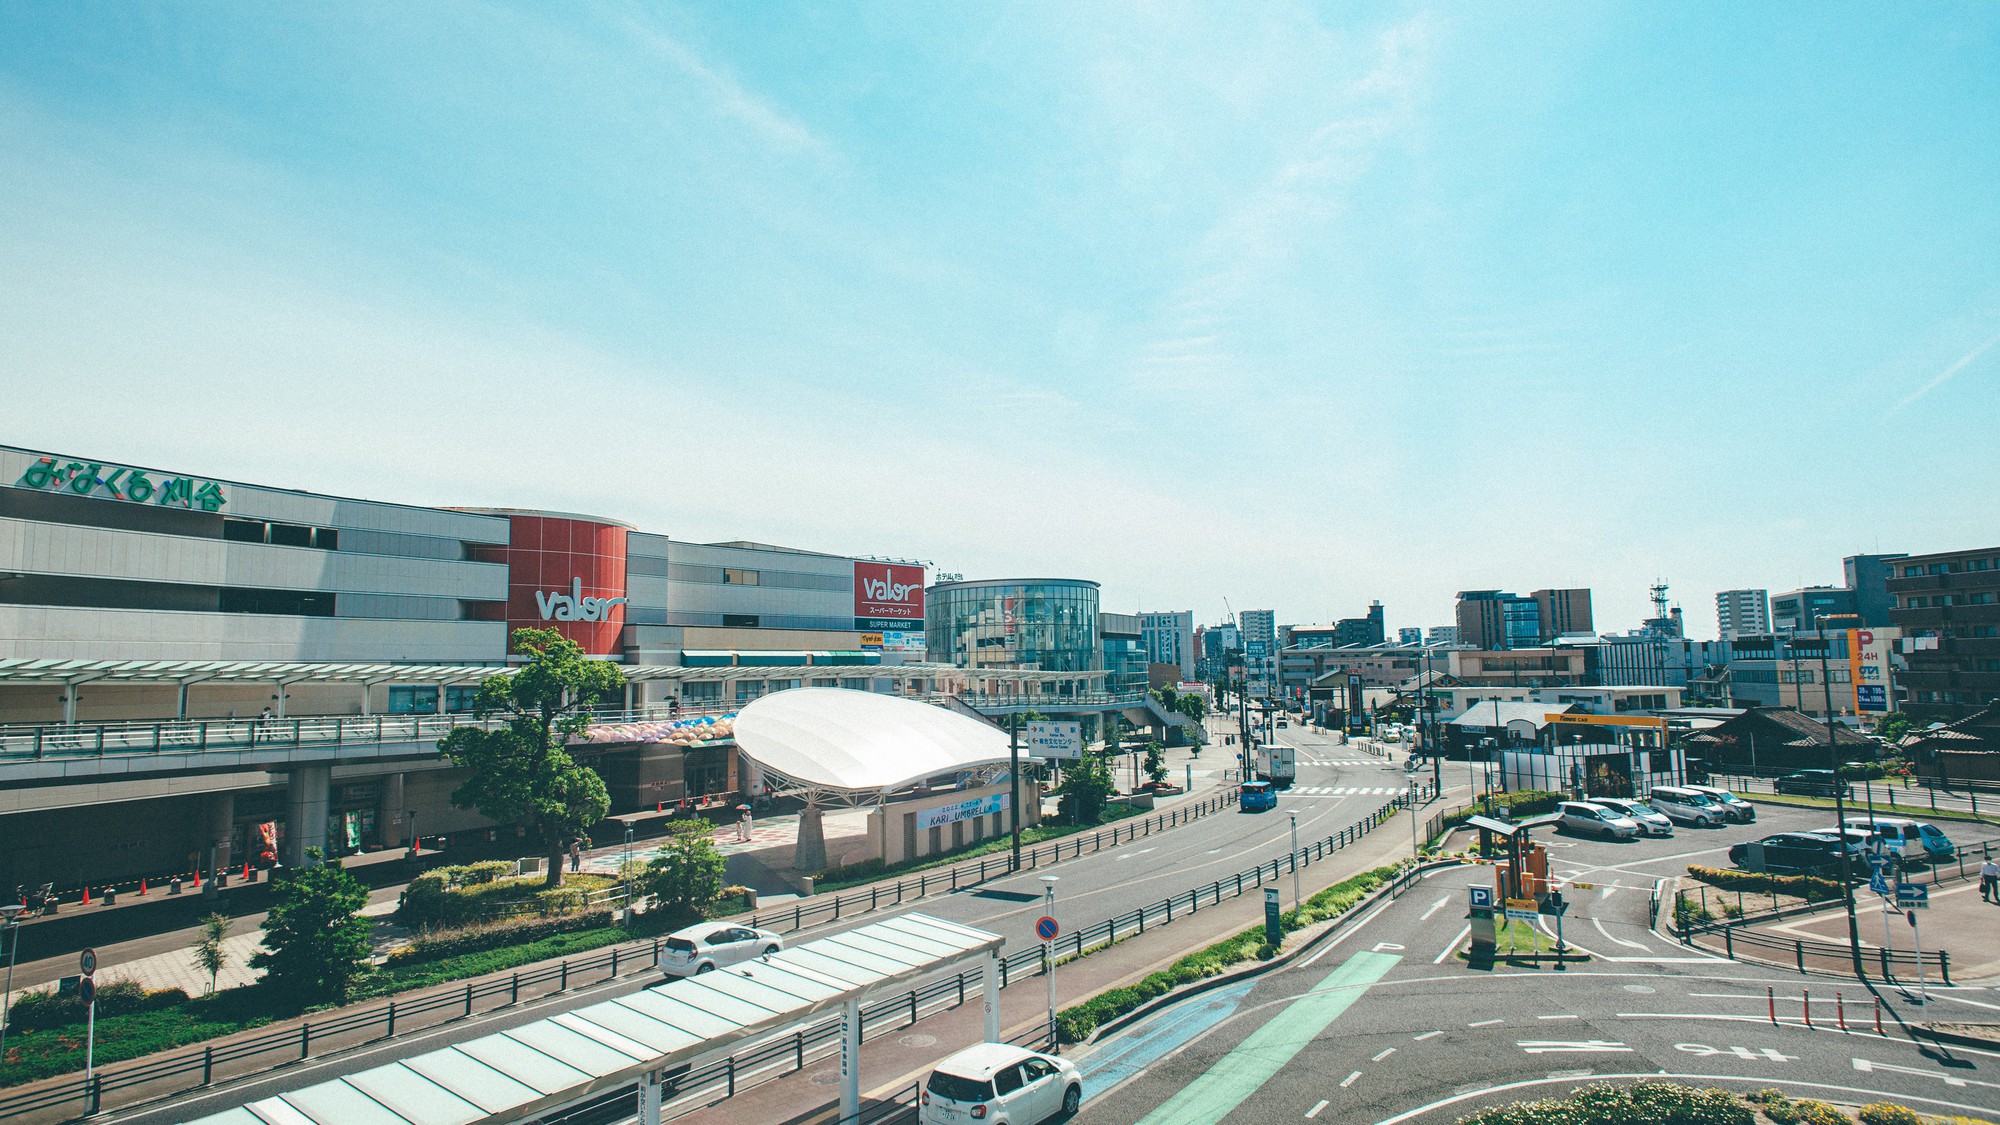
[188,912,1003,1125]
[0,658,1085,689]
[734,687,1012,797]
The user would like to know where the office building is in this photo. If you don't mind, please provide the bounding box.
[1715,589,1771,639]
[1239,609,1276,697]
[1845,553,1909,628]
[1099,612,1148,697]
[1425,625,1458,645]
[1333,601,1386,647]
[1398,627,1422,645]
[1887,545,2000,721]
[1138,610,1195,681]
[924,578,1102,675]
[1454,589,1592,650]
[1772,586,1858,634]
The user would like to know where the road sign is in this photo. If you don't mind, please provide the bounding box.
[1869,873,1891,896]
[79,948,96,975]
[1035,916,1059,942]
[1024,722,1083,760]
[1468,886,1493,910]
[78,977,95,1005]
[1504,897,1538,921]
[1264,887,1282,945]
[1895,882,1929,910]
[1864,852,1893,874]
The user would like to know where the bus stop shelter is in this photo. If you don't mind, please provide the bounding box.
[189,912,1005,1125]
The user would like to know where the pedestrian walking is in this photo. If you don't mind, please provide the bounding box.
[568,838,583,874]
[1981,855,2000,903]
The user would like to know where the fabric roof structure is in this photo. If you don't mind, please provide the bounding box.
[1445,701,1577,729]
[733,687,1012,797]
[188,912,1004,1125]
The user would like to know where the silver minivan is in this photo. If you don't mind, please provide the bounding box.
[1685,784,1757,823]
[1647,786,1727,827]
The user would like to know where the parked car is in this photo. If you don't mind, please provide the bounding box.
[1557,801,1641,840]
[1684,784,1757,823]
[1728,832,1860,876]
[1592,797,1674,837]
[920,1043,1082,1124]
[1775,770,1851,798]
[657,922,783,978]
[1647,786,1729,827]
[1840,816,1956,865]
[1240,780,1278,812]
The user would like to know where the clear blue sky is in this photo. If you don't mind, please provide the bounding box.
[3,3,1995,638]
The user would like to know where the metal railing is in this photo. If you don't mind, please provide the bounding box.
[950,691,1152,712]
[1673,904,1951,986]
[0,791,1412,1123]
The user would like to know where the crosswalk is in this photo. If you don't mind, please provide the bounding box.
[1289,786,1410,796]
[1298,759,1393,768]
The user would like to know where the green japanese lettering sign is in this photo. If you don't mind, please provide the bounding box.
[17,457,228,512]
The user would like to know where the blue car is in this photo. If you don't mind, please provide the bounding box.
[1241,781,1277,812]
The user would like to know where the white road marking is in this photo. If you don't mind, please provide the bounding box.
[1305,1099,1329,1118]
[1675,1043,1796,1062]
[1518,1040,1632,1054]
[1372,1072,2000,1125]
[1592,917,1652,950]
[1435,924,1471,964]
[1853,1057,1977,1088]
[1537,1014,1580,1021]
[1689,993,1762,1001]
[1469,1018,1504,1027]
[1371,942,1404,953]
[1372,1047,1397,1061]
[1115,847,1158,862]
[1413,1030,1443,1041]
[1420,895,1451,921]
[1340,1071,1363,1087]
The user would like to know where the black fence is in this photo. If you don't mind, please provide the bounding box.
[0,792,1412,1123]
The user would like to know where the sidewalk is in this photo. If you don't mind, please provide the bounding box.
[672,790,1440,1125]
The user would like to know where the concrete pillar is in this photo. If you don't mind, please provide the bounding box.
[284,765,332,866]
[207,793,235,874]
[840,997,861,1124]
[380,773,407,848]
[637,1070,663,1125]
[360,683,373,717]
[794,804,826,873]
[982,951,1001,1042]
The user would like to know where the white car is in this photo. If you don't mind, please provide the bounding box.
[920,1043,1081,1124]
[1592,797,1674,837]
[1557,801,1641,840]
[1647,786,1728,827]
[657,922,783,977]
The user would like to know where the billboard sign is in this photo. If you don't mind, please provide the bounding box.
[1849,628,1896,714]
[854,562,926,622]
[915,791,1008,830]
[882,629,926,653]
[1023,721,1082,759]
[859,633,885,650]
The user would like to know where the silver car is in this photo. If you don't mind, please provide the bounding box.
[657,922,783,977]
[1557,801,1641,840]
[1593,797,1674,837]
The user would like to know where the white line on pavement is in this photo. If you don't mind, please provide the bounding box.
[1537,1014,1579,1021]
[1305,1099,1328,1118]
[1372,1047,1397,1061]
[1592,917,1653,950]
[1419,895,1450,921]
[1413,1030,1443,1041]
[1341,1071,1363,1087]
[1518,1040,1632,1054]
[1434,924,1471,964]
[1469,1018,1504,1027]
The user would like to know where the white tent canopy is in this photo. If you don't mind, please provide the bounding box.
[733,687,1011,797]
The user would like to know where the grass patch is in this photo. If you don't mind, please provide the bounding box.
[810,803,1148,895]
[0,987,278,1088]
[1461,919,1560,960]
[1054,861,1410,1043]
[354,925,636,998]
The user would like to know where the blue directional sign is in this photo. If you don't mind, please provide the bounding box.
[1894,882,1929,910]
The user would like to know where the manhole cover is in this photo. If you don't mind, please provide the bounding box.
[809,1069,842,1086]
[899,1034,938,1048]
[1623,985,1656,993]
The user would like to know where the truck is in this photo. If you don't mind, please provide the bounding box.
[1254,742,1296,787]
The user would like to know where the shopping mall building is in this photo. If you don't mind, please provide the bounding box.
[0,443,1091,890]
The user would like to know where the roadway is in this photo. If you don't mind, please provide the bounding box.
[101,721,1446,1125]
[1072,811,2000,1124]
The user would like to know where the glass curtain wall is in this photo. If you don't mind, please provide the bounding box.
[926,580,1103,695]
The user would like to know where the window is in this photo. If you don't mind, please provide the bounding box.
[994,1066,1024,1096]
[267,522,312,548]
[735,680,767,702]
[222,517,265,543]
[682,681,722,702]
[723,613,760,628]
[445,686,482,712]
[722,568,760,585]
[812,678,838,687]
[388,687,439,714]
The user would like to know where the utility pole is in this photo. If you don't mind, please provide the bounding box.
[1814,610,1865,977]
[1009,716,1023,873]
[1426,644,1441,795]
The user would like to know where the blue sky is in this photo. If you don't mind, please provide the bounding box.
[3,3,1996,638]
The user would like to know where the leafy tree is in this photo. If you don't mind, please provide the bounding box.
[251,850,370,1005]
[1142,740,1169,786]
[640,819,728,920]
[1176,694,1208,722]
[190,913,233,995]
[1876,711,1912,744]
[440,628,622,887]
[1057,754,1115,824]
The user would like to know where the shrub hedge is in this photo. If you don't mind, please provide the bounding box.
[1857,1105,1923,1125]
[1054,862,1406,1043]
[1457,1081,1751,1125]
[5,979,188,1033]
[1684,865,1842,902]
[387,909,617,965]
[399,867,616,928]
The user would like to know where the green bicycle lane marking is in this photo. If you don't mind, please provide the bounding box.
[1132,949,1401,1125]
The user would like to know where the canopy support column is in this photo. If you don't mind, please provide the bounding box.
[840,997,861,1123]
[795,801,826,873]
[983,951,1001,1042]
[637,1069,663,1125]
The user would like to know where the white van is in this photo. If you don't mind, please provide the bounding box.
[1646,786,1728,827]
[1840,817,1956,865]
[1684,784,1757,824]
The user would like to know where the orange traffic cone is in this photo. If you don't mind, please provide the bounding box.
[139,877,148,896]
[81,886,90,906]
[242,862,251,881]
[191,868,202,889]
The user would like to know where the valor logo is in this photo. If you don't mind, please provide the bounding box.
[535,578,627,623]
[853,561,926,621]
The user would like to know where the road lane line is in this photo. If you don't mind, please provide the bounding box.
[1340,1071,1363,1087]
[1372,1047,1397,1061]
[1469,1018,1504,1027]
[1419,895,1450,921]
[1306,1099,1328,1118]
[1589,917,1652,950]
[1433,924,1470,964]
[1412,1030,1443,1041]
[1537,1014,1579,1021]
[1371,1072,2000,1125]
[1302,903,1391,966]
[1129,951,1400,1125]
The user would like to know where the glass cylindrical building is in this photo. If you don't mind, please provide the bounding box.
[926,579,1102,675]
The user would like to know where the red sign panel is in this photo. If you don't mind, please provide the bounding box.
[854,561,926,621]
[497,514,630,656]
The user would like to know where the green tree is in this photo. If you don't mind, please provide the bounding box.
[641,819,728,920]
[1876,711,1912,744]
[1175,694,1208,723]
[251,850,371,1005]
[439,628,623,887]
[190,912,232,995]
[1142,740,1169,786]
[1057,754,1115,824]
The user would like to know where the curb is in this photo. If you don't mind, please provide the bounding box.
[1080,859,1454,1046]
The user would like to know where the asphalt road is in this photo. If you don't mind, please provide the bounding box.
[1072,827,2000,1125]
[105,724,1444,1125]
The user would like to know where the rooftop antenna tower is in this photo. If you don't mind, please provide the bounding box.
[1649,580,1670,621]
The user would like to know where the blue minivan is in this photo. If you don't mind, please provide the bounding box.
[1241,781,1278,812]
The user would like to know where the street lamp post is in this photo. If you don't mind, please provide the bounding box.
[1040,877,1060,1048]
[1287,811,1302,913]
[0,903,26,1071]
[1814,613,1866,977]
[1009,718,1023,873]
[620,818,636,925]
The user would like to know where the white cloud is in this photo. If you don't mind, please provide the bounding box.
[1888,325,2000,416]
[612,14,835,162]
